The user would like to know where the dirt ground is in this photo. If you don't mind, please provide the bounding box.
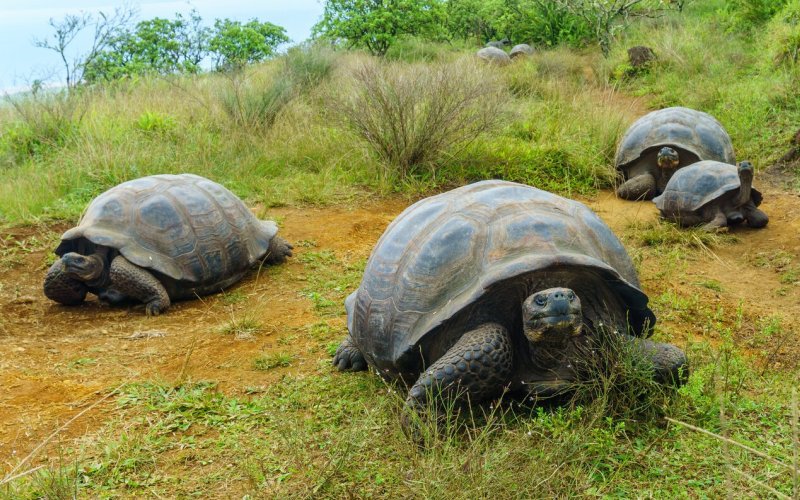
[1,184,799,476]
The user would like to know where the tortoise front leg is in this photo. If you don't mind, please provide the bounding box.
[405,323,513,417]
[43,259,88,306]
[616,173,657,201]
[109,256,171,315]
[741,201,769,228]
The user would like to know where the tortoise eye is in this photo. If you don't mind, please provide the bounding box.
[534,295,547,306]
[567,292,575,301]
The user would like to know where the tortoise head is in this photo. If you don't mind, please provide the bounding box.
[656,147,680,170]
[736,160,754,205]
[522,287,583,347]
[61,252,107,282]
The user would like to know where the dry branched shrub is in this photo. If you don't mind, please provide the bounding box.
[332,57,508,177]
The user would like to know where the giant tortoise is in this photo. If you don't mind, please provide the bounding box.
[43,174,292,315]
[334,180,687,419]
[615,107,735,201]
[654,160,768,230]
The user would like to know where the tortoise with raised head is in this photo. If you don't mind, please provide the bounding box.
[653,160,768,231]
[615,106,735,201]
[334,180,687,420]
[43,174,292,315]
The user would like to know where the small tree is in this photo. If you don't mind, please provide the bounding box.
[313,0,446,56]
[84,10,210,82]
[33,6,136,89]
[554,0,655,56]
[209,19,290,71]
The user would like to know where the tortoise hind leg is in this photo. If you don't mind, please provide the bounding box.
[405,323,513,415]
[109,256,171,315]
[700,207,728,232]
[616,173,657,201]
[628,336,688,386]
[265,236,293,265]
[333,335,367,372]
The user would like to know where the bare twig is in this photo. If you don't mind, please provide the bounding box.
[728,464,791,500]
[666,417,790,470]
[175,337,198,386]
[0,383,126,485]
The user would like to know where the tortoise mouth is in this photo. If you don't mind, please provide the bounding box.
[524,313,582,343]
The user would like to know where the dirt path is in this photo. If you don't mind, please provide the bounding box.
[1,186,798,474]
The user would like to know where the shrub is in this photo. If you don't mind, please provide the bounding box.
[495,0,591,48]
[217,71,295,132]
[282,43,337,90]
[332,58,508,177]
[720,0,789,30]
[765,0,800,66]
[1,90,85,163]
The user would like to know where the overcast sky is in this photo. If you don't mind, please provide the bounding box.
[0,0,325,92]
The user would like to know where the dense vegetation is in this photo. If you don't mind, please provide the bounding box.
[1,0,800,497]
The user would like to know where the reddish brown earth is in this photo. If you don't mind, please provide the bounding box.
[1,186,798,476]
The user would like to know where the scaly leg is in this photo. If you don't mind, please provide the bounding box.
[405,323,513,414]
[616,173,657,201]
[333,335,367,372]
[109,256,171,315]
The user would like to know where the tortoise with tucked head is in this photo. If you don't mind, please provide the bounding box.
[509,44,533,58]
[654,160,768,230]
[615,107,735,201]
[43,174,292,315]
[477,47,511,65]
[334,180,687,420]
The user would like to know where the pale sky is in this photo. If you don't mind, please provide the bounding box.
[0,0,325,92]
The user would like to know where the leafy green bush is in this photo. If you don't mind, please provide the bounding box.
[135,111,176,134]
[384,37,459,62]
[765,0,800,66]
[209,19,290,71]
[495,0,591,48]
[84,11,207,82]
[313,0,446,56]
[720,0,790,30]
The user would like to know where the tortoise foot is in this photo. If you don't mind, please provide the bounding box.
[333,336,367,372]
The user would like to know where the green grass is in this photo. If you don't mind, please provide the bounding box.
[217,315,263,338]
[253,352,296,371]
[297,250,365,316]
[5,346,800,498]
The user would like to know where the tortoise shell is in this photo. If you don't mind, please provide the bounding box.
[615,107,735,173]
[346,180,655,380]
[55,174,278,287]
[509,44,533,58]
[653,160,763,214]
[476,47,511,64]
